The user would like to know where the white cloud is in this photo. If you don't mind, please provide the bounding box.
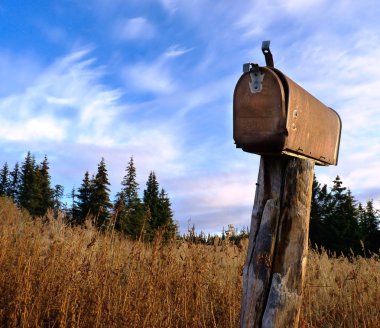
[122,45,191,94]
[164,45,192,58]
[0,48,123,145]
[116,17,155,40]
[123,62,174,94]
[0,117,67,142]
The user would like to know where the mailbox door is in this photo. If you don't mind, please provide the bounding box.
[271,69,342,165]
[233,67,287,154]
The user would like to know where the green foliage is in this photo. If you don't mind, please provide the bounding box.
[75,171,93,225]
[158,188,176,237]
[143,171,160,232]
[34,156,55,217]
[19,151,37,214]
[358,200,380,254]
[0,163,10,197]
[143,171,176,238]
[90,158,112,228]
[1,153,176,239]
[53,184,65,217]
[310,175,380,256]
[9,163,21,204]
[114,157,146,239]
[17,152,55,217]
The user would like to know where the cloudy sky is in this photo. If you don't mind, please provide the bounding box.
[1,0,379,233]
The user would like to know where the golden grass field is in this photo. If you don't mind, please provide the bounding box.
[0,197,379,327]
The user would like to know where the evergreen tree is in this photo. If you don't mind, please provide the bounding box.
[114,191,128,231]
[75,171,93,225]
[359,200,380,253]
[0,163,10,197]
[69,186,78,224]
[91,158,112,228]
[121,157,140,207]
[53,184,64,218]
[323,176,360,255]
[19,152,38,216]
[158,188,176,237]
[114,157,145,238]
[34,156,54,217]
[309,175,324,247]
[143,171,160,231]
[9,162,21,204]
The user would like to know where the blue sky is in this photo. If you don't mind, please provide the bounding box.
[1,0,380,233]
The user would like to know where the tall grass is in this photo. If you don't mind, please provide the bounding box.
[0,197,379,327]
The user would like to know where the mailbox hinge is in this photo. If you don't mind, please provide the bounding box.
[242,63,265,93]
[249,65,264,93]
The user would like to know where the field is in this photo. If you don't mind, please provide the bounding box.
[0,197,379,327]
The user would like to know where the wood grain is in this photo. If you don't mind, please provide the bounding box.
[241,156,314,328]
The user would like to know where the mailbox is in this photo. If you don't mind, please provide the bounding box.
[233,43,341,166]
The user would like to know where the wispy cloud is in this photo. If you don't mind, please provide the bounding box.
[116,17,155,41]
[0,47,122,144]
[122,45,191,94]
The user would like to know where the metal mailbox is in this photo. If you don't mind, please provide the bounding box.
[233,44,341,166]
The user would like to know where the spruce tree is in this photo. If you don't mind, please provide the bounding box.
[0,163,10,197]
[324,176,360,255]
[53,184,64,218]
[69,186,78,224]
[34,156,54,217]
[75,171,93,225]
[19,152,38,216]
[114,157,145,238]
[359,200,380,253]
[121,157,140,207]
[143,171,160,231]
[309,175,324,247]
[114,191,127,231]
[9,162,21,204]
[91,158,112,228]
[158,188,176,237]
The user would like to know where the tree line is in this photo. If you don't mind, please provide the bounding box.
[0,152,176,240]
[310,175,380,255]
[0,152,379,254]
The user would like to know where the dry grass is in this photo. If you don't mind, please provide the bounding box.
[0,197,379,327]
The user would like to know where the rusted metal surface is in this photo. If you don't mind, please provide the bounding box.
[233,66,341,166]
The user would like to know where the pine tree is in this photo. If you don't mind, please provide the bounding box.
[114,191,127,231]
[75,171,93,225]
[143,171,160,232]
[121,157,140,207]
[69,186,78,224]
[19,152,38,216]
[91,158,112,228]
[34,156,54,217]
[359,200,380,253]
[9,162,21,204]
[0,163,10,197]
[158,188,176,238]
[114,157,145,238]
[324,176,360,255]
[53,184,64,218]
[309,175,324,247]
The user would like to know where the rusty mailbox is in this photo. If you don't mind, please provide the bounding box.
[233,41,341,166]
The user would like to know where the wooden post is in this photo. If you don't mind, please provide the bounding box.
[240,155,314,328]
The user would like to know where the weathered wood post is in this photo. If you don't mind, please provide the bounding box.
[233,41,342,328]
